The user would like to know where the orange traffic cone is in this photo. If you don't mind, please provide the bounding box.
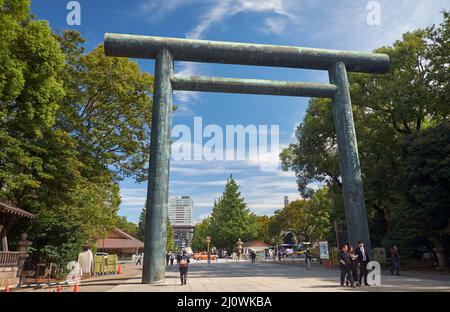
[117,265,122,274]
[56,285,62,292]
[5,286,11,292]
[73,283,79,293]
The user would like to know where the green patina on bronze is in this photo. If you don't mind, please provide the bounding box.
[104,33,390,73]
[142,49,173,284]
[329,62,371,251]
[171,76,337,98]
[103,33,390,284]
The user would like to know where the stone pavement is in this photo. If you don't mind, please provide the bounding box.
[106,261,450,292]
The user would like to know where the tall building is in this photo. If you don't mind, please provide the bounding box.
[284,196,289,207]
[168,196,193,226]
[168,196,194,249]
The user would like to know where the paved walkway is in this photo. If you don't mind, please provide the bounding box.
[106,261,450,292]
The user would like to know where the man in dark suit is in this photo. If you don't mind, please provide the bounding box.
[355,240,371,286]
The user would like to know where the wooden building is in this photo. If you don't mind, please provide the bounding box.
[96,228,144,260]
[0,200,36,289]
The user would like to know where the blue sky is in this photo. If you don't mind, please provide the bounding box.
[31,0,449,223]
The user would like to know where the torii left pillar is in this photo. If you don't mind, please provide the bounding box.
[142,49,173,284]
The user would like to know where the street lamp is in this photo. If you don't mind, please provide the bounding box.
[236,238,243,261]
[206,236,211,264]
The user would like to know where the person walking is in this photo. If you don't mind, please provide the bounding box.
[135,253,142,265]
[338,244,355,288]
[355,240,370,286]
[170,252,175,266]
[176,253,181,265]
[166,252,170,266]
[305,249,312,270]
[390,244,401,276]
[178,250,190,285]
[250,251,256,264]
[278,250,282,261]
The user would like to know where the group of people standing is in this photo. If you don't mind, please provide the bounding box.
[338,241,402,287]
[165,251,179,266]
[338,240,371,288]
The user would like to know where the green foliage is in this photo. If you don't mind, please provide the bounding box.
[268,189,332,244]
[280,98,339,198]
[281,11,450,251]
[388,122,450,249]
[136,208,175,251]
[0,0,66,196]
[209,175,258,252]
[136,207,146,242]
[0,1,154,265]
[166,218,175,251]
[115,216,139,238]
[252,215,271,243]
[57,31,154,181]
[191,217,211,252]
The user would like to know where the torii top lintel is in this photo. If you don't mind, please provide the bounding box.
[104,33,390,74]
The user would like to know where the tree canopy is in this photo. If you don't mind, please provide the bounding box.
[0,0,153,265]
[281,11,450,252]
[208,176,258,252]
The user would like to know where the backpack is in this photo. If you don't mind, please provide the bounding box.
[179,258,188,268]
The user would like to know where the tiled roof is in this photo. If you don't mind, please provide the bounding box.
[243,240,270,248]
[96,228,144,250]
[0,200,36,219]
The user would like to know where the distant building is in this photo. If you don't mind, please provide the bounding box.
[284,196,289,207]
[168,196,194,249]
[173,224,194,250]
[96,228,144,259]
[243,240,270,255]
[168,196,193,226]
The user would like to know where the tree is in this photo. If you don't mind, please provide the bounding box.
[281,12,450,249]
[191,217,211,252]
[115,216,138,238]
[269,200,311,243]
[166,218,175,251]
[252,215,271,243]
[268,190,332,245]
[0,0,66,199]
[0,1,156,265]
[136,208,175,251]
[280,98,339,198]
[427,11,450,118]
[209,175,258,252]
[136,208,146,241]
[56,31,154,182]
[388,122,450,249]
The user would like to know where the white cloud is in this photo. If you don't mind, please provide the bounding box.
[263,16,287,35]
[140,0,193,21]
[304,0,448,51]
[173,0,299,104]
[171,163,245,176]
[173,62,201,106]
[186,0,294,39]
[171,179,228,186]
[120,188,146,207]
[119,159,303,221]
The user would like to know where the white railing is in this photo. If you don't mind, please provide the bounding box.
[0,251,19,267]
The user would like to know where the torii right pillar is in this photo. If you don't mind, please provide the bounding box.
[329,61,371,251]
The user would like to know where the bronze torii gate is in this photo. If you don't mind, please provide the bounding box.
[104,33,390,284]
